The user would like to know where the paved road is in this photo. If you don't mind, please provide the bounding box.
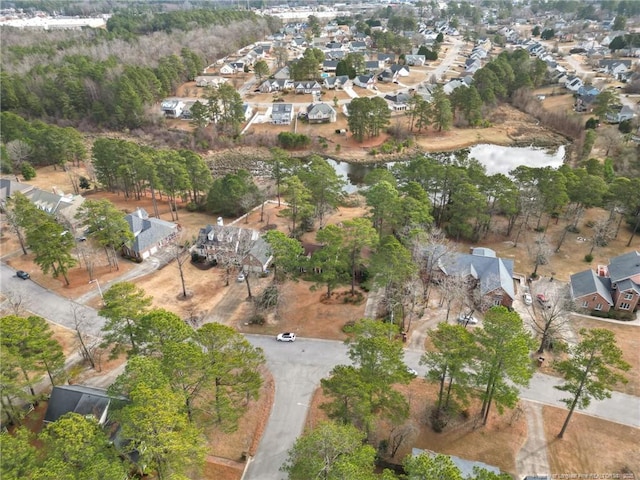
[243,334,640,480]
[0,263,105,336]
[3,263,638,479]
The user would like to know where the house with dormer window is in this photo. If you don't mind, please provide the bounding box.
[570,251,640,314]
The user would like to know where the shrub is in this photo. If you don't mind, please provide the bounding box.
[247,314,265,325]
[277,132,310,150]
[79,176,91,189]
[584,253,593,263]
[21,162,36,180]
[619,119,633,134]
[341,319,356,333]
[567,225,580,233]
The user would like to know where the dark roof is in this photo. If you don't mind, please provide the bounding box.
[438,248,515,299]
[197,224,272,267]
[616,278,640,294]
[608,251,640,283]
[0,178,34,202]
[44,385,112,423]
[570,269,613,305]
[125,208,177,254]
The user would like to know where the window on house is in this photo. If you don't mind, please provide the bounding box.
[592,296,596,301]
[582,301,589,308]
[620,302,630,310]
[624,293,633,300]
[595,303,602,310]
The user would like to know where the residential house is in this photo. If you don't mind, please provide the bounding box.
[161,99,185,118]
[229,61,245,72]
[384,92,411,111]
[378,69,396,83]
[377,53,395,64]
[598,59,632,78]
[194,224,273,273]
[443,78,469,95]
[570,251,640,313]
[565,76,584,92]
[260,78,294,93]
[195,76,227,88]
[605,105,635,124]
[294,81,322,94]
[431,247,515,310]
[350,40,367,52]
[353,74,375,89]
[27,187,85,229]
[273,66,291,80]
[323,75,351,90]
[405,54,426,66]
[242,103,253,121]
[218,63,237,75]
[271,103,294,125]
[306,102,337,123]
[0,178,34,209]
[122,208,179,261]
[364,60,381,72]
[576,85,600,97]
[44,385,115,426]
[390,64,410,77]
[323,60,339,72]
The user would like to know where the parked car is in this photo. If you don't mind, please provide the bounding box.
[237,272,245,282]
[536,293,551,308]
[457,314,478,325]
[406,366,418,377]
[523,293,533,306]
[16,270,30,280]
[276,332,296,342]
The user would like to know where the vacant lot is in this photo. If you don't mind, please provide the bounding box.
[543,404,640,476]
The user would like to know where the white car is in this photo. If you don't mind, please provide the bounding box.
[406,366,418,376]
[523,293,533,306]
[237,272,245,282]
[276,332,296,342]
[457,314,478,325]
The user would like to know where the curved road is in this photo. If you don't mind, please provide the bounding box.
[2,264,638,480]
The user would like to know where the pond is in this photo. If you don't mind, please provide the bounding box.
[327,144,567,193]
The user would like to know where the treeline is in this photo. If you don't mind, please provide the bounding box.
[0,112,86,172]
[0,9,280,130]
[92,138,213,218]
[106,8,266,36]
[0,283,266,479]
[1,48,203,129]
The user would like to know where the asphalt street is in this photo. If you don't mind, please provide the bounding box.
[2,263,638,480]
[0,263,105,336]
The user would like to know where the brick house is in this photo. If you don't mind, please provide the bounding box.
[570,251,640,313]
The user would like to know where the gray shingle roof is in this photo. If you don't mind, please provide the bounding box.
[570,269,613,305]
[608,251,640,283]
[439,248,515,300]
[44,385,111,424]
[197,224,272,267]
[125,208,177,254]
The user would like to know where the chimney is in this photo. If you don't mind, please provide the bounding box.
[217,217,224,226]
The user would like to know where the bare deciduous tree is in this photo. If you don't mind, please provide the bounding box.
[532,285,572,354]
[4,292,29,316]
[69,302,97,369]
[527,234,552,277]
[6,139,32,170]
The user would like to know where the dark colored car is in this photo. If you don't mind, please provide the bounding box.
[16,270,30,280]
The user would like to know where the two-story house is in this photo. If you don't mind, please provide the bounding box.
[570,251,640,313]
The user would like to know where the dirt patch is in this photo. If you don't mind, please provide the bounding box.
[543,404,640,476]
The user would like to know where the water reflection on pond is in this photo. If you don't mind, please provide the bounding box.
[327,144,566,193]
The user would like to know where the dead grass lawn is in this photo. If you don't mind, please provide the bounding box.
[306,380,527,477]
[543,404,640,476]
